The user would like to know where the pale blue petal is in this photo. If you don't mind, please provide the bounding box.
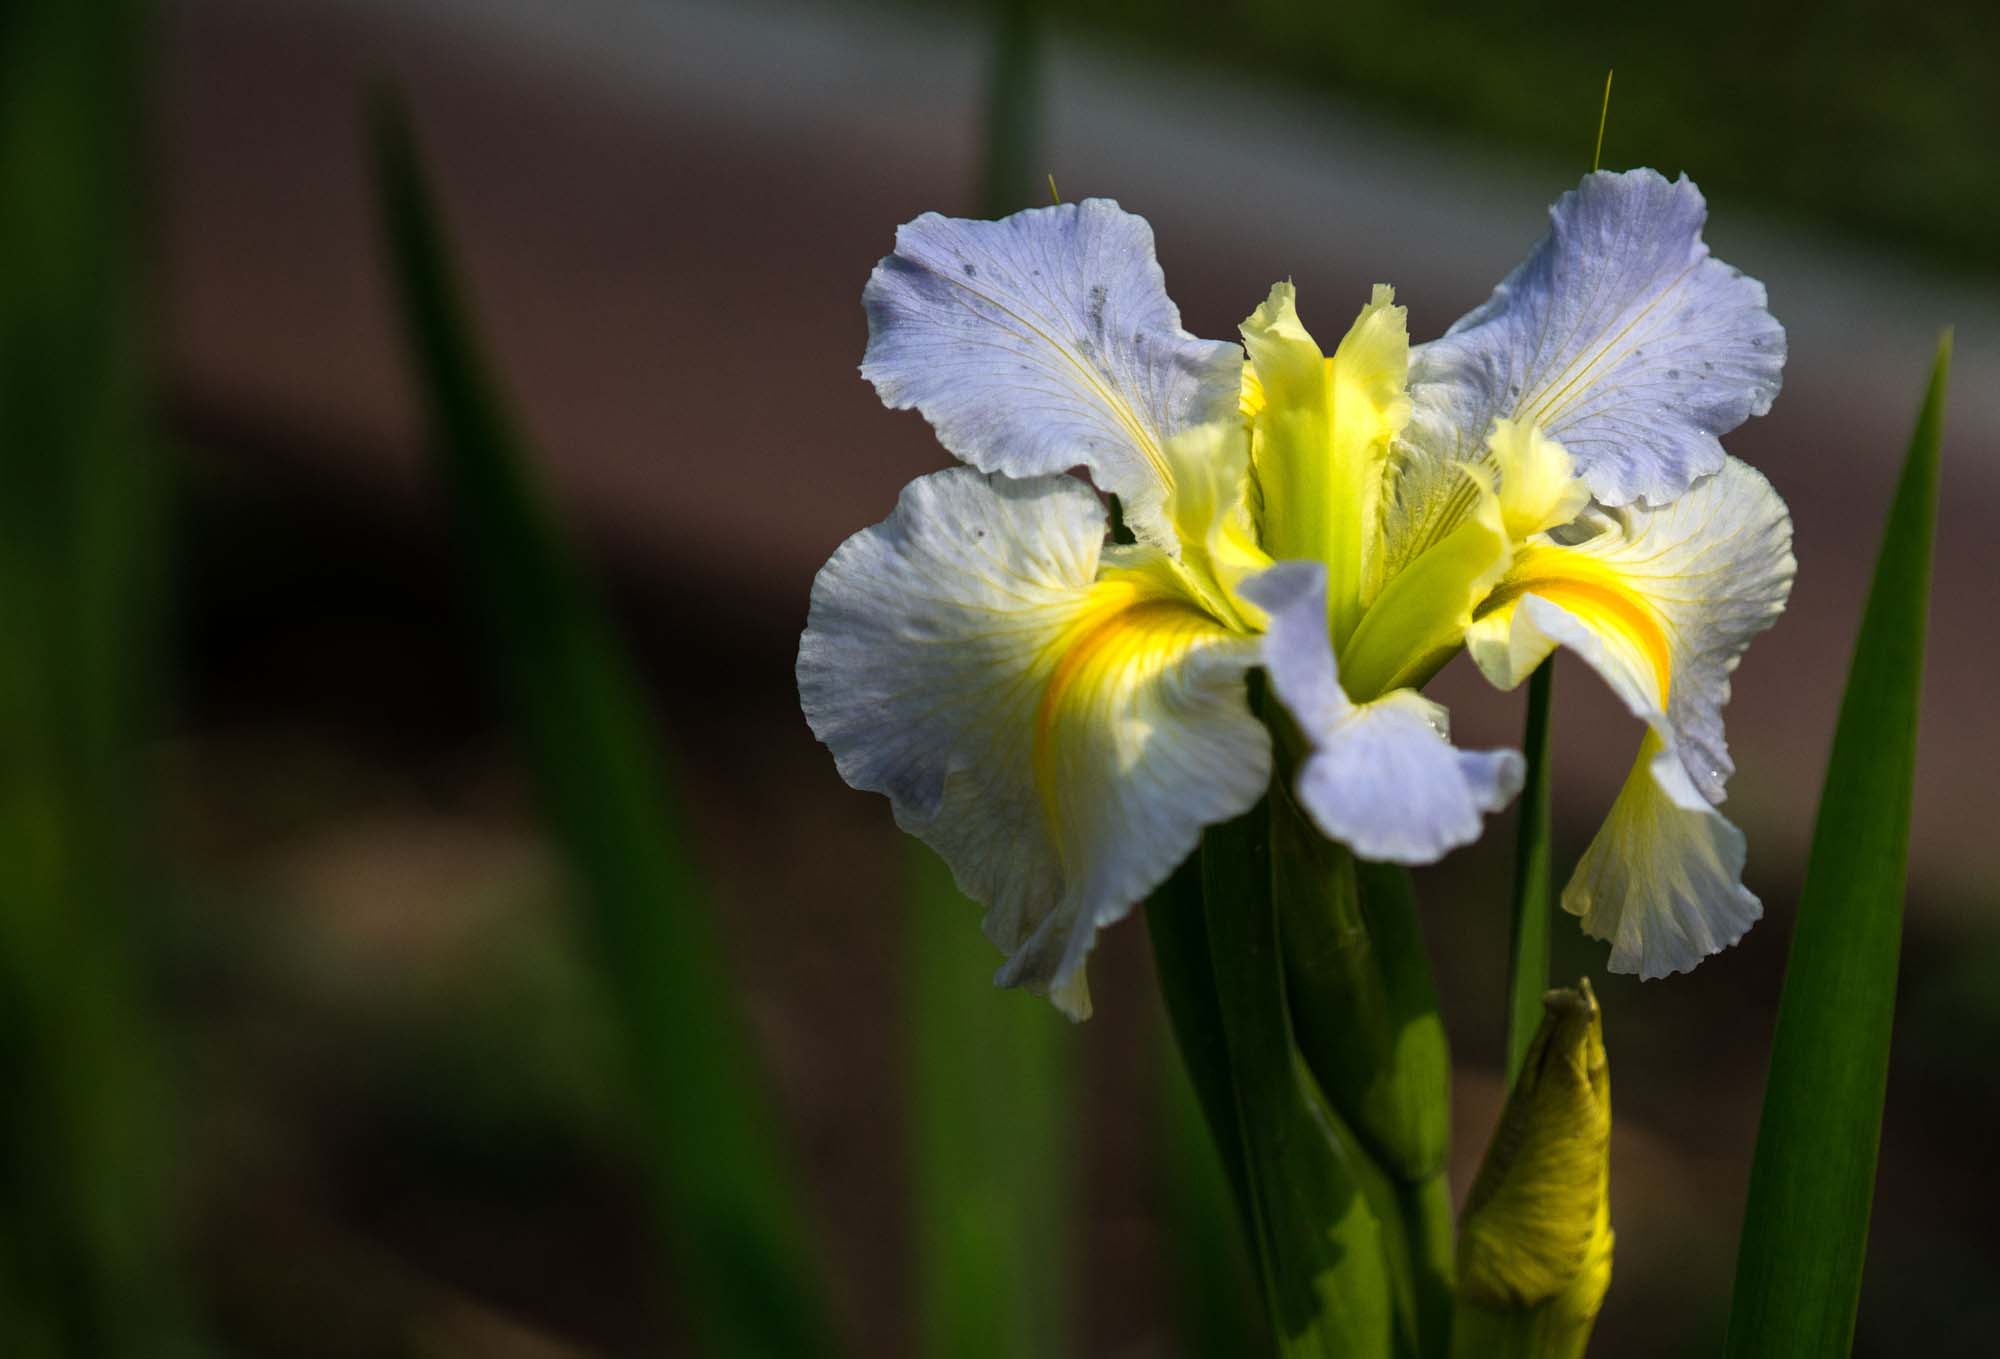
[1244,561,1524,864]
[1409,170,1784,507]
[861,200,1243,544]
[1565,734,1762,979]
[799,467,1267,1017]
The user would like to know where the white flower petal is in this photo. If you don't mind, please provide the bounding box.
[1466,459,1792,976]
[1410,170,1784,507]
[1566,734,1762,979]
[1245,561,1523,864]
[860,200,1243,547]
[1467,458,1794,803]
[798,467,1268,1017]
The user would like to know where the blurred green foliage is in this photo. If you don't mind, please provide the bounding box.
[372,98,840,1356]
[0,0,204,1351]
[908,845,1075,1358]
[888,0,1998,273]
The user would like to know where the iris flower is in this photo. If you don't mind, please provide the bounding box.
[799,170,1792,1017]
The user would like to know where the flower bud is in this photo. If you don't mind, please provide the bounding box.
[1452,980,1613,1359]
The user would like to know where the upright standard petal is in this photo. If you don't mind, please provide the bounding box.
[1240,284,1411,645]
[860,200,1243,548]
[1408,170,1785,507]
[798,468,1268,1017]
[1466,459,1794,975]
[1246,561,1523,865]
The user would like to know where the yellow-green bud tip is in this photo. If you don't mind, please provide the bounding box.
[1458,979,1614,1328]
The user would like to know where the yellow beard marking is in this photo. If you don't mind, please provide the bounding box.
[1032,586,1217,860]
[1485,558,1672,707]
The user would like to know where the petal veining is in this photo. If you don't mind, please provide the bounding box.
[1465,459,1792,975]
[1466,458,1794,803]
[1408,170,1784,507]
[798,467,1267,1017]
[1566,733,1762,979]
[861,200,1243,548]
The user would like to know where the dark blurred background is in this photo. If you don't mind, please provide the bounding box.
[98,0,2000,1352]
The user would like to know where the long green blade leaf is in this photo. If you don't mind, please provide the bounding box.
[1724,335,1950,1357]
[1200,802,1396,1358]
[909,844,1073,1357]
[1505,662,1556,1084]
[0,1,202,1352]
[371,97,837,1357]
[1157,1010,1270,1357]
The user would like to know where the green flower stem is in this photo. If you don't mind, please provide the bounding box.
[1399,1169,1458,1359]
[1505,662,1556,1085]
[1148,854,1255,1228]
[1196,801,1397,1358]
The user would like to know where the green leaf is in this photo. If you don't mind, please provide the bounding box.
[1505,662,1556,1085]
[1271,788,1449,1186]
[1724,334,1950,1358]
[1198,801,1397,1358]
[1266,778,1454,1356]
[1157,1010,1270,1357]
[909,843,1074,1358]
[370,96,838,1357]
[0,1,203,1352]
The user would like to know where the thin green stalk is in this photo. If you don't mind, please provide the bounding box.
[371,97,837,1357]
[1505,662,1556,1084]
[1725,335,1951,1357]
[979,0,1041,217]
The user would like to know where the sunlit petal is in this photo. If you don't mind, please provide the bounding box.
[1566,733,1762,979]
[1241,283,1411,644]
[1409,170,1784,507]
[861,200,1243,548]
[1466,458,1794,803]
[798,467,1267,1017]
[1466,459,1792,973]
[1246,561,1522,864]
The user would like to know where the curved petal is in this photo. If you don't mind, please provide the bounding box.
[1466,458,1794,803]
[798,467,1268,1017]
[1409,169,1785,507]
[860,200,1243,548]
[1466,459,1792,974]
[1565,734,1761,979]
[1246,561,1523,864]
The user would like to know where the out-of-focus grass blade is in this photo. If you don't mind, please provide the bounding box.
[909,844,1072,1358]
[1504,662,1555,1084]
[904,3,1075,1352]
[371,97,837,1357]
[979,0,1041,216]
[1725,335,1950,1358]
[0,1,203,1353]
